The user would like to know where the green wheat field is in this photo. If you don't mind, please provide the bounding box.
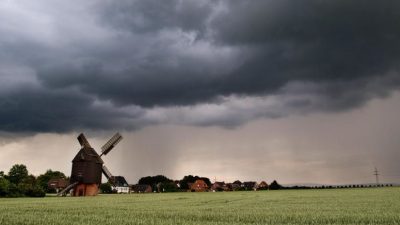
[0,187,399,225]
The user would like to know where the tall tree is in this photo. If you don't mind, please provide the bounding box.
[269,180,283,190]
[138,175,172,186]
[8,164,28,185]
[138,175,173,192]
[158,182,179,192]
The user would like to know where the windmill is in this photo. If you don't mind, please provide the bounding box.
[58,133,123,196]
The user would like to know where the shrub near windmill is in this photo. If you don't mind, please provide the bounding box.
[58,133,123,196]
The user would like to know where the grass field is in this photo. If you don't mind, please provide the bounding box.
[0,187,399,225]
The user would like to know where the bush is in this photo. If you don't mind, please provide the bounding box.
[159,182,179,192]
[0,178,10,197]
[25,186,46,197]
[0,164,45,197]
[7,183,24,197]
[100,183,113,194]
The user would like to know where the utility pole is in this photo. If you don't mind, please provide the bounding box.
[373,167,380,185]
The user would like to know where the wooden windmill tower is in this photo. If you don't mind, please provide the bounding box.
[58,133,123,196]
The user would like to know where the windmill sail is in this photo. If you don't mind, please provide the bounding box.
[77,133,92,148]
[102,165,116,186]
[101,133,123,156]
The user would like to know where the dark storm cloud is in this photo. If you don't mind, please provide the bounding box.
[208,0,400,101]
[0,86,144,132]
[43,0,400,107]
[98,0,216,34]
[0,0,400,132]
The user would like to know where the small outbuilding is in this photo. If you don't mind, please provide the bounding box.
[48,178,69,193]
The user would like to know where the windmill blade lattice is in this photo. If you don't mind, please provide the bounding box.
[102,165,115,186]
[101,133,123,156]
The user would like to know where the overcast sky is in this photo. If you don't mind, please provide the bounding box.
[1,0,400,185]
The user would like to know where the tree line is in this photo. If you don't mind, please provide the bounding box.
[137,175,212,192]
[0,164,66,197]
[0,164,286,196]
[99,174,284,193]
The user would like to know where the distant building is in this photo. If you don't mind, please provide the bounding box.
[131,184,152,193]
[48,178,69,193]
[227,180,242,191]
[225,183,233,191]
[211,182,229,192]
[111,176,130,193]
[190,179,209,192]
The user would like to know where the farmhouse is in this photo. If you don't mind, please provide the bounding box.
[111,176,130,193]
[190,179,209,192]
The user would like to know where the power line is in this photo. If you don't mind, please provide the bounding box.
[373,167,380,185]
